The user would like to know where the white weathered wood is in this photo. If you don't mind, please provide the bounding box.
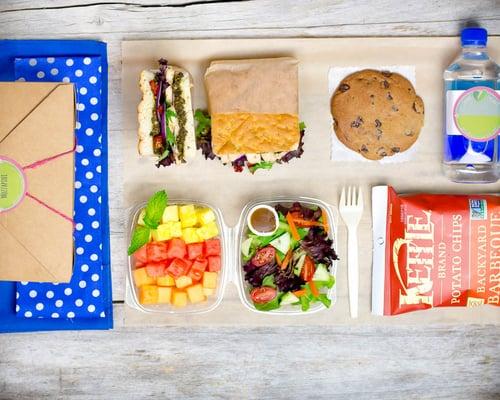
[1,1,499,399]
[0,317,499,400]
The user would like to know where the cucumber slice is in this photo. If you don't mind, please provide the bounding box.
[241,237,253,257]
[270,232,291,254]
[312,263,331,282]
[280,291,300,305]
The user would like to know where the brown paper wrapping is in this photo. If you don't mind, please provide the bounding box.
[204,57,300,155]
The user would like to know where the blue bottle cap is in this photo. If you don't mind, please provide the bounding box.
[461,27,487,46]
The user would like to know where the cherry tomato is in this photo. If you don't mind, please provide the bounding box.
[301,256,315,282]
[153,135,164,153]
[251,246,276,267]
[250,287,277,304]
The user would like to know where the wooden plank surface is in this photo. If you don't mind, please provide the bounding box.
[1,1,500,399]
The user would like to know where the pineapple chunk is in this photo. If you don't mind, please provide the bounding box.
[175,275,193,289]
[139,285,159,305]
[162,205,179,223]
[172,290,188,307]
[182,228,199,244]
[157,275,175,287]
[137,209,146,226]
[197,221,219,241]
[158,287,172,304]
[153,223,172,241]
[186,284,206,304]
[133,268,155,287]
[168,221,182,238]
[203,287,215,296]
[179,205,197,228]
[197,208,216,226]
[202,271,218,289]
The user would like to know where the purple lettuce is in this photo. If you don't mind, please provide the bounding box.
[301,228,339,268]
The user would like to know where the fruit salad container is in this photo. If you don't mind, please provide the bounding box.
[125,196,338,316]
[125,199,229,315]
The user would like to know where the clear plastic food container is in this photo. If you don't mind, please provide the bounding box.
[125,199,229,315]
[125,196,338,316]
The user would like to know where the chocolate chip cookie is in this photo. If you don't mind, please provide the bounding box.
[331,69,424,160]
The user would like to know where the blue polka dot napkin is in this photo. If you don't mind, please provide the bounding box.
[14,56,108,319]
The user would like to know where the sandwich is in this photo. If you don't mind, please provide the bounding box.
[197,57,305,173]
[138,59,196,167]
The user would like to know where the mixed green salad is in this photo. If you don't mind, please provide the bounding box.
[242,202,338,312]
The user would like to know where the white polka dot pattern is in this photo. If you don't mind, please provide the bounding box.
[14,56,107,320]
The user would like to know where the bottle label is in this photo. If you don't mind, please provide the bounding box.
[0,156,26,213]
[446,87,500,141]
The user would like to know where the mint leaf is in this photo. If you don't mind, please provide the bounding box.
[249,161,274,174]
[473,90,487,102]
[299,121,306,131]
[194,109,211,138]
[143,190,168,229]
[128,225,151,255]
[262,275,276,288]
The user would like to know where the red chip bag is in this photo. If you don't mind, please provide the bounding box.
[372,186,500,316]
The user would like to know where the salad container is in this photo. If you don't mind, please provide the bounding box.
[125,196,338,316]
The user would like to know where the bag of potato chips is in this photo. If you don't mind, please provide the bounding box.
[372,186,500,315]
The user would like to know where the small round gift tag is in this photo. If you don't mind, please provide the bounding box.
[0,156,26,213]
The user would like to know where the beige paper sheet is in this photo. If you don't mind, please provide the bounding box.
[122,38,500,327]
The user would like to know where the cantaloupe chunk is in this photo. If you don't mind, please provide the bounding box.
[172,290,188,307]
[158,287,172,304]
[133,268,156,287]
[202,271,218,289]
[157,275,175,287]
[186,284,206,304]
[175,275,193,289]
[139,285,159,305]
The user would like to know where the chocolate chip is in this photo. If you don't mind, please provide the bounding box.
[376,129,383,140]
[412,102,420,113]
[391,147,400,153]
[382,80,389,89]
[391,105,399,112]
[339,83,350,92]
[370,94,375,105]
[333,118,338,129]
[381,71,392,78]
[360,145,368,153]
[377,147,387,157]
[387,93,393,100]
[350,116,364,128]
[404,130,415,137]
[375,119,382,128]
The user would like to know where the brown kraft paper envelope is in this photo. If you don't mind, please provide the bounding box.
[204,57,300,155]
[0,82,75,282]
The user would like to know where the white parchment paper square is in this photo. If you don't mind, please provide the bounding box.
[328,66,418,163]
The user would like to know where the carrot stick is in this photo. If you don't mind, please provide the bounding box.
[286,212,300,241]
[292,218,323,227]
[309,280,319,297]
[321,208,329,233]
[275,252,282,267]
[293,289,307,297]
[280,250,292,270]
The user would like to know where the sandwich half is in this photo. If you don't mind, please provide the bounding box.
[138,59,196,167]
[201,57,304,173]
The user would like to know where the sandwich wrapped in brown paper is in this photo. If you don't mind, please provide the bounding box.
[204,57,299,156]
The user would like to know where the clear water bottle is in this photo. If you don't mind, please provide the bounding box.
[443,27,500,183]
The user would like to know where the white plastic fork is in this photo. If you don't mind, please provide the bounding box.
[339,186,364,318]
